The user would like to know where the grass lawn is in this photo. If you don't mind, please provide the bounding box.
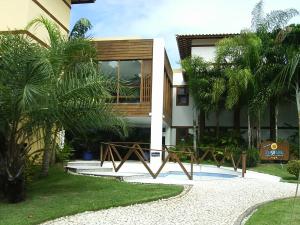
[249,163,298,182]
[0,166,183,225]
[246,197,300,225]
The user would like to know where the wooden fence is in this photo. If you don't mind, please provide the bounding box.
[100,142,247,180]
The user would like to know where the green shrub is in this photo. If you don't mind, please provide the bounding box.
[245,148,259,167]
[56,143,74,163]
[287,160,300,178]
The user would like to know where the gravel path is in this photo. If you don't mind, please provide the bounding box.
[41,177,299,225]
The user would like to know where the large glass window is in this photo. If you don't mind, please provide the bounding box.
[119,60,141,103]
[99,61,118,102]
[99,60,143,103]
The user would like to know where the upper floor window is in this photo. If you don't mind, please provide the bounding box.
[99,60,142,103]
[176,86,189,106]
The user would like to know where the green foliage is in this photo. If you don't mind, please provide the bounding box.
[287,160,300,178]
[287,130,299,159]
[69,18,92,39]
[0,166,183,225]
[181,57,226,113]
[246,148,260,167]
[250,163,297,182]
[56,143,74,163]
[251,0,299,33]
[200,131,246,149]
[245,197,300,225]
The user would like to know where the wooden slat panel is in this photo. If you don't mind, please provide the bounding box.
[163,70,172,125]
[112,103,151,117]
[93,40,153,61]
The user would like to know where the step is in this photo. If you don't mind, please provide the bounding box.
[66,166,113,173]
[67,161,103,167]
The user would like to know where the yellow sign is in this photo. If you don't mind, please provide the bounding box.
[271,143,278,150]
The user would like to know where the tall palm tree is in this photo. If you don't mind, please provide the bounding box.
[216,31,262,148]
[0,33,52,202]
[251,0,299,142]
[182,57,226,140]
[27,17,127,176]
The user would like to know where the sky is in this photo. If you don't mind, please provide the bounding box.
[70,0,300,69]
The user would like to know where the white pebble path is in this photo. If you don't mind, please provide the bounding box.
[41,178,299,225]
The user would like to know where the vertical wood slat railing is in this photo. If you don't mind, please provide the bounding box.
[141,74,151,103]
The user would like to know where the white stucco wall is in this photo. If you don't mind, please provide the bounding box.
[0,0,70,44]
[172,70,195,127]
[191,46,216,61]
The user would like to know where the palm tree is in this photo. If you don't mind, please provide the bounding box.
[0,33,52,202]
[181,57,226,140]
[251,0,299,142]
[216,31,262,148]
[27,17,127,176]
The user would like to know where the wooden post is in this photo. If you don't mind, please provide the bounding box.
[242,152,247,178]
[100,144,103,163]
[191,155,194,180]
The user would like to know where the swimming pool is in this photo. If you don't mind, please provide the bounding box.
[158,171,238,179]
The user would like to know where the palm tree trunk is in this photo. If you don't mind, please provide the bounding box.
[216,109,220,139]
[270,99,278,142]
[41,125,52,177]
[256,111,261,148]
[247,108,251,149]
[275,104,278,142]
[233,104,240,135]
[296,83,300,159]
[198,109,205,141]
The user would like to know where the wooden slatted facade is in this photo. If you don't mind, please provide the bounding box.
[113,103,151,117]
[93,39,172,125]
[163,52,173,125]
[94,39,153,61]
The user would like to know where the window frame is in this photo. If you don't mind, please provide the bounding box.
[176,86,189,106]
[99,60,143,104]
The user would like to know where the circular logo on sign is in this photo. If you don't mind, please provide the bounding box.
[271,143,278,150]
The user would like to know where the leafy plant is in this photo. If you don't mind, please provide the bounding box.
[287,160,300,178]
[56,143,74,163]
[246,147,260,167]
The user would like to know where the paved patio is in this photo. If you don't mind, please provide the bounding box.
[42,172,298,225]
[39,161,299,225]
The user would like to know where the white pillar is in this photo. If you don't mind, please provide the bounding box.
[150,38,165,169]
[164,126,171,159]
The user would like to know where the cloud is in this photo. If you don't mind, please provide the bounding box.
[71,0,300,68]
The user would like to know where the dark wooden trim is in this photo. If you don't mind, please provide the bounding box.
[171,125,298,130]
[204,126,298,130]
[0,30,49,48]
[62,0,71,9]
[32,0,69,33]
[71,0,95,4]
[172,126,194,128]
[191,44,216,47]
[173,84,187,87]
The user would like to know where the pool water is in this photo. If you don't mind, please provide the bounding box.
[158,171,238,179]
